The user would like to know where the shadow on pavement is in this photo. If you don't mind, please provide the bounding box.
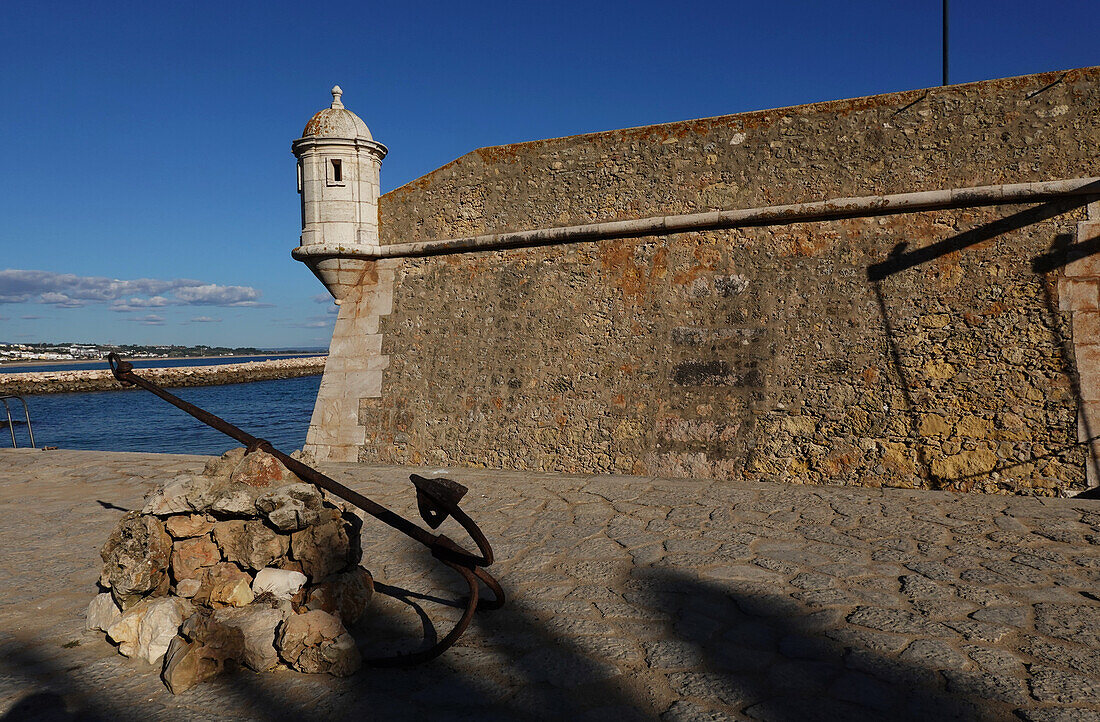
[0,563,1030,722]
[631,567,1008,721]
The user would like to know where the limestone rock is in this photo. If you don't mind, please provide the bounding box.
[137,473,225,515]
[321,489,367,523]
[202,447,247,480]
[85,593,122,632]
[142,474,199,516]
[171,451,279,514]
[161,636,224,695]
[276,610,361,676]
[252,568,307,601]
[100,512,173,610]
[192,563,255,608]
[213,519,289,571]
[211,604,290,671]
[290,448,318,466]
[230,450,301,488]
[165,514,215,539]
[179,609,245,661]
[107,596,192,665]
[214,579,253,608]
[176,578,202,598]
[170,535,221,583]
[304,566,373,625]
[290,511,358,581]
[206,482,265,516]
[256,483,325,532]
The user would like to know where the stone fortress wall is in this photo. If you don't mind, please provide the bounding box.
[311,67,1100,496]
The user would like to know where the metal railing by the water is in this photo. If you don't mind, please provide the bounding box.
[0,395,35,449]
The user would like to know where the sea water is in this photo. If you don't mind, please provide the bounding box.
[4,375,323,455]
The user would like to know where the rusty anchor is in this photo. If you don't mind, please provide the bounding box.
[107,353,503,665]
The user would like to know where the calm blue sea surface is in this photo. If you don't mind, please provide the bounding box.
[0,354,322,374]
[4,375,323,455]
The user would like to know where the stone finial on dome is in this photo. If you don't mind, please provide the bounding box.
[330,85,344,109]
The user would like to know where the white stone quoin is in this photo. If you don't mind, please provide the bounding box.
[291,86,388,300]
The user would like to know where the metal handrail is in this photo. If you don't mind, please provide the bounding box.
[0,395,36,449]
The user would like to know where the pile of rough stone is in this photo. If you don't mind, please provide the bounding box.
[85,447,373,694]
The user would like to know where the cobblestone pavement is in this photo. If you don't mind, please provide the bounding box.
[1,449,1100,721]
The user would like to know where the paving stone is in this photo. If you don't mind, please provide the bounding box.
[943,668,1029,704]
[828,669,896,712]
[6,449,1100,720]
[1034,604,1100,647]
[777,634,839,661]
[899,639,969,670]
[791,588,858,607]
[743,695,882,722]
[964,645,1025,674]
[1029,666,1100,706]
[1018,636,1100,677]
[901,574,956,600]
[970,606,1028,626]
[750,558,799,575]
[910,597,980,621]
[846,607,942,636]
[667,671,757,707]
[1016,708,1100,722]
[955,583,1016,607]
[644,640,708,669]
[789,572,835,590]
[904,560,956,582]
[826,628,911,655]
[944,619,1014,643]
[661,700,740,722]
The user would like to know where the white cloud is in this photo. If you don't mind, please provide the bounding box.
[0,269,184,304]
[110,296,172,312]
[0,269,268,310]
[173,284,263,306]
[39,292,86,308]
[188,316,222,323]
[131,314,166,326]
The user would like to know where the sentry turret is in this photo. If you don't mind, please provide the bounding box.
[291,86,387,300]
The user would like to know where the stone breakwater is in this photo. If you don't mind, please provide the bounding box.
[0,357,327,395]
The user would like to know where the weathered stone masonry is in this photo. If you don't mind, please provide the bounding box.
[305,67,1100,495]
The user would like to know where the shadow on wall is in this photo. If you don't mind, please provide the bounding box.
[867,196,1100,494]
[0,569,1022,721]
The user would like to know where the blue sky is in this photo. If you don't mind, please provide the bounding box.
[1,0,1096,348]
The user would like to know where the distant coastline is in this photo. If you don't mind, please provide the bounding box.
[0,353,322,370]
[0,356,327,395]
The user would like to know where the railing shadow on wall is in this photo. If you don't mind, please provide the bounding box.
[866,196,1100,495]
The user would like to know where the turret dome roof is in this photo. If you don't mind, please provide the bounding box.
[301,86,373,141]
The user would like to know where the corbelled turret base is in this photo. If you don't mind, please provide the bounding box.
[302,258,399,462]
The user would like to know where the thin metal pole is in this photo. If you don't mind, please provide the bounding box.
[15,396,34,448]
[942,0,949,86]
[1,399,15,448]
